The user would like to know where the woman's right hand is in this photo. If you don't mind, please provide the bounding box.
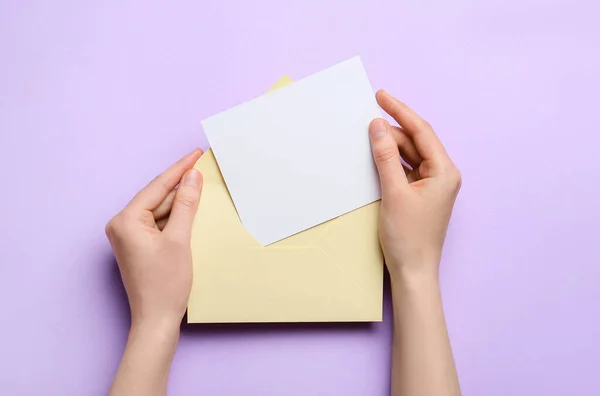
[368,90,462,281]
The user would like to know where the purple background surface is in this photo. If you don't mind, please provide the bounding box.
[1,1,599,395]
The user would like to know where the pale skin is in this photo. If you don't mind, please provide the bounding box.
[106,90,461,396]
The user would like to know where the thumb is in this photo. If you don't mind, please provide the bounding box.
[164,169,203,241]
[369,118,408,197]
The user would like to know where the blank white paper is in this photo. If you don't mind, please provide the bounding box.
[202,56,382,245]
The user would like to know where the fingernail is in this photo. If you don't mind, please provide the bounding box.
[183,169,201,188]
[370,119,387,139]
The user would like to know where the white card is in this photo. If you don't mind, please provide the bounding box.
[202,56,382,245]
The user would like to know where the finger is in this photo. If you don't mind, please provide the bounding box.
[376,90,449,165]
[129,148,203,211]
[391,126,422,168]
[164,169,203,241]
[153,189,176,219]
[369,118,408,197]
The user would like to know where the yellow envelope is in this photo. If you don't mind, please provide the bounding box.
[188,77,383,323]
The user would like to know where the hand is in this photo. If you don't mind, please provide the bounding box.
[105,149,204,329]
[369,90,461,280]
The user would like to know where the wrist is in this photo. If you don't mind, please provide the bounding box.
[389,264,444,318]
[129,316,181,345]
[388,260,440,294]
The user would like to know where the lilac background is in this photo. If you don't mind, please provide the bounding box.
[1,0,599,395]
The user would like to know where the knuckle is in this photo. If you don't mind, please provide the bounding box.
[105,214,124,238]
[104,220,114,238]
[446,165,462,190]
[105,210,137,238]
[373,146,398,164]
[418,118,433,131]
[455,170,463,189]
[175,193,198,210]
[152,175,171,194]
